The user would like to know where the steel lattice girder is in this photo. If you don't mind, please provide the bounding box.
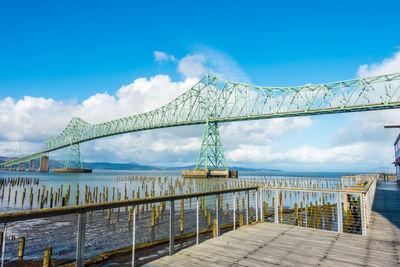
[196,121,227,169]
[2,72,400,167]
[64,143,83,169]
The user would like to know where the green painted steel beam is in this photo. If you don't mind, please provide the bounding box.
[2,72,400,167]
[0,152,47,168]
[196,120,227,169]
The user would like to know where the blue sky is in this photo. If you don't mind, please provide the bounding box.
[1,0,400,171]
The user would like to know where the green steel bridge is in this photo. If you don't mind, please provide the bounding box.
[1,72,400,170]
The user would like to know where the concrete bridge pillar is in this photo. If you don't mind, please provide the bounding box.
[18,162,25,171]
[39,156,49,172]
[29,160,35,172]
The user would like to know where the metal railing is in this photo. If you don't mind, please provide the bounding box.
[0,175,378,266]
[0,186,258,266]
[259,175,377,235]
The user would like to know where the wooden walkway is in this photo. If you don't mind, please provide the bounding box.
[146,182,400,266]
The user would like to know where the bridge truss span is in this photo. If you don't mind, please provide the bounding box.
[2,72,400,168]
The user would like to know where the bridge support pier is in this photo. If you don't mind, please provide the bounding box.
[52,144,91,173]
[196,120,227,170]
[18,163,25,171]
[182,120,238,178]
[28,160,35,172]
[39,156,49,172]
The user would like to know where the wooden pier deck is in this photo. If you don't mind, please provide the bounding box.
[146,181,400,266]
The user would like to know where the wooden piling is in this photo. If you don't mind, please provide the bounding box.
[22,188,26,207]
[43,246,52,267]
[151,205,155,227]
[18,237,25,260]
[299,202,303,226]
[30,188,33,207]
[180,199,184,231]
[212,219,217,237]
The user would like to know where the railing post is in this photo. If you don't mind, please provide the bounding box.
[274,190,279,224]
[337,192,343,233]
[131,205,136,267]
[233,192,236,230]
[1,223,6,267]
[216,194,220,237]
[360,193,366,236]
[304,202,308,227]
[255,189,259,222]
[76,212,86,267]
[366,190,370,226]
[196,197,199,245]
[246,190,249,225]
[169,200,175,255]
[260,188,263,222]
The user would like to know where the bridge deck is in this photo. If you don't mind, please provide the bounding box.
[146,181,400,266]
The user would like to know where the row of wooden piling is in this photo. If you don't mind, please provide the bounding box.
[0,177,39,187]
[0,174,343,210]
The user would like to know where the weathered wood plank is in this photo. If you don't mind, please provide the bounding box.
[146,183,400,267]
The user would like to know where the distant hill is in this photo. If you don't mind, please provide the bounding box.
[0,156,282,172]
[83,161,160,170]
[166,164,281,172]
[0,157,158,170]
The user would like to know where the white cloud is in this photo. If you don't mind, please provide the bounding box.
[115,75,197,117]
[177,46,250,82]
[339,50,400,149]
[0,75,199,142]
[0,96,75,141]
[2,47,399,171]
[221,117,312,149]
[178,54,209,78]
[358,49,400,77]
[192,45,250,83]
[154,51,176,62]
[330,110,400,146]
[0,140,42,158]
[0,74,203,165]
[227,141,392,171]
[224,49,400,170]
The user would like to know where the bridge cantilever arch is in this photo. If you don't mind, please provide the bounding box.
[1,72,400,176]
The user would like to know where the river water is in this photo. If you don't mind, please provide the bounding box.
[0,169,363,264]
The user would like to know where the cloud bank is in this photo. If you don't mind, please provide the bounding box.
[1,47,399,171]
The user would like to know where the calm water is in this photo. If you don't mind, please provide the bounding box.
[0,169,364,263]
[0,169,362,213]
